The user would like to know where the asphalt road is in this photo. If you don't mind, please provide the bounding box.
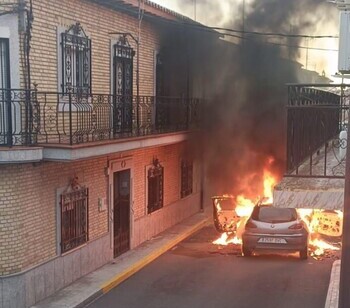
[87,225,338,308]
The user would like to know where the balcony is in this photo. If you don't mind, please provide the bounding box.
[274,84,348,210]
[0,88,201,162]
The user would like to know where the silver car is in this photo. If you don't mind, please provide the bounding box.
[242,204,309,259]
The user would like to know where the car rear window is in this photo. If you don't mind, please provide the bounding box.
[252,207,297,223]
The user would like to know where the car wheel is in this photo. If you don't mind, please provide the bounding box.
[242,245,252,257]
[299,247,308,260]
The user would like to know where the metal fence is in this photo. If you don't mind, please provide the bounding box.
[286,84,348,178]
[0,88,202,146]
[0,89,40,146]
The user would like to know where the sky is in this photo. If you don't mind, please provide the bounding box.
[151,0,340,79]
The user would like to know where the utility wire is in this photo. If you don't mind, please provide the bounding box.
[187,23,338,39]
[96,1,339,52]
[265,41,338,52]
[198,28,339,52]
[109,1,338,39]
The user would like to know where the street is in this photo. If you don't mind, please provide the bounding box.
[87,225,337,308]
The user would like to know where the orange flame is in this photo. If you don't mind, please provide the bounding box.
[235,195,255,217]
[213,232,242,246]
[213,163,341,259]
[212,165,278,246]
[298,209,341,258]
[263,169,276,203]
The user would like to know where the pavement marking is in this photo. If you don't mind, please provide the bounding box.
[325,260,340,308]
[100,218,208,294]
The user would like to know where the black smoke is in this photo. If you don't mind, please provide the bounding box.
[156,0,337,200]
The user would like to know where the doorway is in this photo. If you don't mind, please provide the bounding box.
[113,169,131,257]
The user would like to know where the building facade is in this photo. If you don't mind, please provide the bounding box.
[0,0,203,306]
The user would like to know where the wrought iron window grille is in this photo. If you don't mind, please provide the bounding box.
[181,159,193,198]
[61,22,91,96]
[60,176,89,253]
[115,35,135,60]
[147,158,164,214]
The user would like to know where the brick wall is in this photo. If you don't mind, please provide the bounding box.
[30,0,160,95]
[0,167,23,275]
[0,141,196,275]
[132,143,187,219]
[0,157,110,275]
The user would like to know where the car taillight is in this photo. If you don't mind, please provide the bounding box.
[289,223,303,230]
[245,220,257,229]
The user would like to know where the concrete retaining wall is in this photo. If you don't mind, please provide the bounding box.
[0,234,112,308]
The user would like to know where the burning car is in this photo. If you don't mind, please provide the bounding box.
[212,195,241,233]
[241,204,309,260]
[211,166,341,259]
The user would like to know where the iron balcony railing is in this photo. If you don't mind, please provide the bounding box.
[0,88,201,146]
[286,84,348,179]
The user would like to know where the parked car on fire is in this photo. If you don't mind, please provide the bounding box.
[212,195,240,233]
[242,204,309,260]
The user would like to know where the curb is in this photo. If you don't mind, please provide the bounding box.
[325,260,341,308]
[80,217,208,307]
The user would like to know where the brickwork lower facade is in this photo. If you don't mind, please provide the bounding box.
[0,140,202,306]
[0,1,202,306]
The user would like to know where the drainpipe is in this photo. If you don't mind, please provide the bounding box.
[137,0,143,135]
[18,0,25,32]
[339,81,350,308]
[335,2,350,307]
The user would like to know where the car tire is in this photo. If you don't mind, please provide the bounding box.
[242,245,252,257]
[299,247,308,260]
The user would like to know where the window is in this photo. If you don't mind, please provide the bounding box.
[60,181,89,253]
[181,160,193,198]
[147,159,164,213]
[61,22,91,94]
[0,38,10,89]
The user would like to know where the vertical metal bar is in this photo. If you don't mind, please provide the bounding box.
[185,26,190,130]
[86,188,89,241]
[295,108,300,176]
[68,87,73,145]
[340,83,344,131]
[112,45,116,136]
[339,118,350,308]
[324,114,328,177]
[136,49,140,135]
[89,39,92,94]
[27,86,33,145]
[60,196,64,253]
[3,39,12,146]
[6,89,12,146]
[309,110,313,176]
[137,2,141,136]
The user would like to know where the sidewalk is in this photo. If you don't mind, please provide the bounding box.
[325,260,340,308]
[32,213,209,308]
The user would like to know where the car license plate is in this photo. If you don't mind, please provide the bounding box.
[258,237,287,244]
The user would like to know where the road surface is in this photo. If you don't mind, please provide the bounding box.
[87,225,338,308]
